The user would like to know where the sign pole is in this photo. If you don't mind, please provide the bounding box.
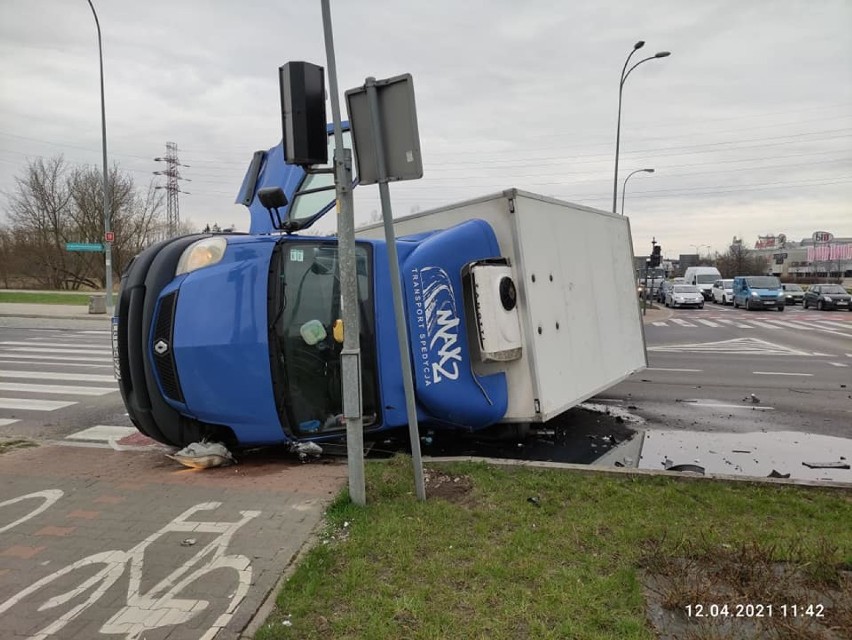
[364,77,426,502]
[321,0,365,506]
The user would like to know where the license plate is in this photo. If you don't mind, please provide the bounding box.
[763,301,776,305]
[111,317,121,380]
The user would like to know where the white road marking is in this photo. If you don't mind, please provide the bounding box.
[743,320,781,329]
[765,320,814,331]
[79,330,110,334]
[696,319,720,327]
[829,362,849,368]
[752,371,814,376]
[2,346,111,355]
[814,320,852,329]
[0,398,76,411]
[0,360,112,369]
[649,337,811,356]
[0,370,116,382]
[0,353,110,363]
[716,318,753,328]
[670,319,696,327]
[646,367,703,372]
[66,425,137,441]
[0,382,115,396]
[0,418,20,427]
[652,322,667,326]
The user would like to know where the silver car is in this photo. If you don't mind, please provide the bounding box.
[666,284,705,309]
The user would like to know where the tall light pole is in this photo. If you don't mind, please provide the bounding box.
[621,168,654,216]
[691,244,710,260]
[86,0,112,309]
[612,41,670,213]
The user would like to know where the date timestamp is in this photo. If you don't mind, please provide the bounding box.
[685,603,825,618]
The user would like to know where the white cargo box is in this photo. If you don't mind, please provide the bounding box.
[358,189,647,423]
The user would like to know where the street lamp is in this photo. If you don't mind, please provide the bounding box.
[621,168,654,216]
[86,0,112,310]
[612,41,670,213]
[691,244,710,260]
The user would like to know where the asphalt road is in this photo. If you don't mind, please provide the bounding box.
[608,302,852,438]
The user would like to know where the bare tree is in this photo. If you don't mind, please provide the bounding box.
[715,242,769,278]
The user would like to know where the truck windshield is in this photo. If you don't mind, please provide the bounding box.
[696,274,718,284]
[746,276,780,288]
[268,241,378,436]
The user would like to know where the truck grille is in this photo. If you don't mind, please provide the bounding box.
[152,291,184,403]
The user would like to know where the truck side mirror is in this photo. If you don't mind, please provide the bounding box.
[257,187,289,231]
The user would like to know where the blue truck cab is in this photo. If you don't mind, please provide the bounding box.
[113,129,511,448]
[732,275,785,311]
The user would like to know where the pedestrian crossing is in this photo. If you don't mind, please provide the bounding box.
[0,329,117,429]
[651,315,852,333]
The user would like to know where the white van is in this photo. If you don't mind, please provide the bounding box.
[683,266,722,301]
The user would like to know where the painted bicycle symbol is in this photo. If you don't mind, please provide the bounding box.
[0,500,260,640]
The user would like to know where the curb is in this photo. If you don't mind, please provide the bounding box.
[0,312,110,322]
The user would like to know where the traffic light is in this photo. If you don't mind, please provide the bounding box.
[650,245,662,267]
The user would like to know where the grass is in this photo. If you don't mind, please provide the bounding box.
[0,291,94,305]
[0,439,38,454]
[255,458,852,640]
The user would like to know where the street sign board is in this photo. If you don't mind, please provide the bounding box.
[345,74,423,185]
[66,243,105,252]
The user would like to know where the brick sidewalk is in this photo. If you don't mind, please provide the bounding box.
[0,442,346,639]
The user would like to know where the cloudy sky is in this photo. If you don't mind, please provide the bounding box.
[1,0,850,260]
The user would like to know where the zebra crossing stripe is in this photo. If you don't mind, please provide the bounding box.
[744,320,781,329]
[652,322,667,326]
[0,340,112,353]
[696,319,720,327]
[671,319,697,327]
[0,418,20,427]
[0,382,116,396]
[2,345,112,355]
[814,320,852,329]
[0,353,110,363]
[0,360,111,369]
[0,398,76,411]
[0,370,116,383]
[829,362,849,368]
[65,425,137,442]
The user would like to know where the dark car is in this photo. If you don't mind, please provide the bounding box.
[802,284,852,311]
[781,283,805,305]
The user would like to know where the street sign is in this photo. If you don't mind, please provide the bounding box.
[105,231,115,243]
[66,243,105,252]
[345,74,423,185]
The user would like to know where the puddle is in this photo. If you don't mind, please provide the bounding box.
[638,429,852,482]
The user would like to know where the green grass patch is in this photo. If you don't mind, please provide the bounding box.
[0,291,93,305]
[0,439,38,454]
[256,458,852,640]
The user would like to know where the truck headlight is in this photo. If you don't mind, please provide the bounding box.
[176,237,227,275]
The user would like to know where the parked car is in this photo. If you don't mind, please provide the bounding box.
[780,283,805,305]
[711,279,734,305]
[666,284,705,309]
[732,275,785,311]
[802,284,852,311]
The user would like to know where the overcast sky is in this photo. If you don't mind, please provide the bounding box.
[1,0,850,259]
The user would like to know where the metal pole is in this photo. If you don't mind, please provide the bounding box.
[365,77,426,502]
[321,0,365,506]
[86,0,112,310]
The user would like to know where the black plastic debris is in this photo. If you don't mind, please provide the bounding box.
[768,470,791,479]
[802,461,851,470]
[527,496,541,507]
[667,464,705,474]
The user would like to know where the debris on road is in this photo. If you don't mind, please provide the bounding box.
[802,461,851,470]
[767,470,791,478]
[166,440,235,469]
[290,441,323,462]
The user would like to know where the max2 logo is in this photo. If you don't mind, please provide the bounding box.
[412,267,463,384]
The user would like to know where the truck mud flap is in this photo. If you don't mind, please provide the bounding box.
[115,234,207,446]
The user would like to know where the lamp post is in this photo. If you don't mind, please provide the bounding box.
[620,168,654,216]
[612,41,670,214]
[691,244,710,261]
[86,0,112,310]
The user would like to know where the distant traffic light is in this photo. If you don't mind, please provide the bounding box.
[650,245,662,267]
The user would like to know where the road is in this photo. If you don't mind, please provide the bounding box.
[0,319,134,445]
[608,303,852,438]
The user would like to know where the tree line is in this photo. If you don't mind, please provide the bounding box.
[0,156,189,290]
